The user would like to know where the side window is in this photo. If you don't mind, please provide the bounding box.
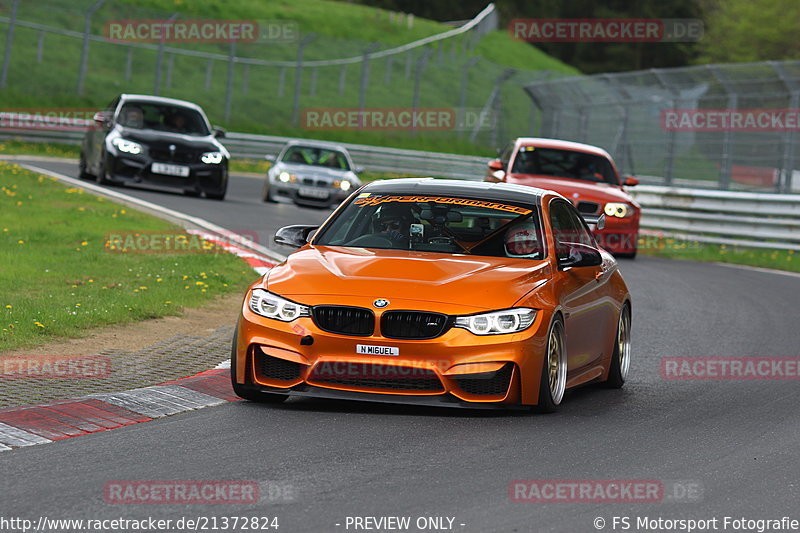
[550,200,594,258]
[499,143,514,167]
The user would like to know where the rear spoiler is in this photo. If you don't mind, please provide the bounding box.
[581,213,606,231]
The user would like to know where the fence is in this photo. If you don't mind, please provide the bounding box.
[0,0,567,151]
[524,61,800,194]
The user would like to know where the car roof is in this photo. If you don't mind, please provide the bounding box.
[513,137,613,160]
[282,139,350,152]
[119,94,205,112]
[362,178,559,204]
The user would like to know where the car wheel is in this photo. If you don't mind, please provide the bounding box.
[603,304,631,388]
[262,179,276,202]
[78,153,92,180]
[230,330,288,404]
[206,189,226,201]
[183,189,201,197]
[534,316,567,413]
[95,153,114,186]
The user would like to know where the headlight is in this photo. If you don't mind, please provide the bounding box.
[278,171,296,183]
[333,180,352,191]
[248,289,309,322]
[604,202,633,218]
[201,151,224,164]
[111,138,142,155]
[454,308,536,335]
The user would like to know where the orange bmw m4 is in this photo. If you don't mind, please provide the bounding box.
[232,179,632,412]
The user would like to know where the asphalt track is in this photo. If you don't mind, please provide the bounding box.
[2,159,800,532]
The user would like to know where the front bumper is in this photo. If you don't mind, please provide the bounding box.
[234,297,550,407]
[270,180,351,207]
[107,153,227,193]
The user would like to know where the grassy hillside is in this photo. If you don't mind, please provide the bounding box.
[0,0,577,155]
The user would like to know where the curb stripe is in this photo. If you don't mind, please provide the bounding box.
[0,422,53,447]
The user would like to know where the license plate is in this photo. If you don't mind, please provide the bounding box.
[151,163,190,177]
[298,187,330,199]
[356,344,399,356]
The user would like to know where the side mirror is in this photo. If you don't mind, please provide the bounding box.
[557,242,603,270]
[488,159,504,171]
[92,111,109,126]
[274,225,319,248]
[624,175,639,186]
[582,213,605,231]
[264,154,276,162]
[213,126,226,138]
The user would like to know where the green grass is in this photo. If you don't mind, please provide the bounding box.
[639,235,799,273]
[0,0,575,155]
[0,161,258,351]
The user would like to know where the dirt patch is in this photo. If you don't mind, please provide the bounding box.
[0,292,243,359]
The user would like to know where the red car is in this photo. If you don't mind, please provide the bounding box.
[486,138,640,257]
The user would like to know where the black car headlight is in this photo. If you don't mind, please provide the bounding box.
[111,138,143,155]
[454,308,536,335]
[248,289,310,322]
[201,151,225,165]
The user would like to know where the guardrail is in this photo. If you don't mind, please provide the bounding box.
[2,123,799,251]
[631,185,800,251]
[0,124,490,180]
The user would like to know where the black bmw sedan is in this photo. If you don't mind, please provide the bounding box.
[80,94,229,200]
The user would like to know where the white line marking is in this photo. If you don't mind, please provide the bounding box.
[712,262,800,279]
[215,360,231,369]
[20,163,287,263]
[0,422,53,448]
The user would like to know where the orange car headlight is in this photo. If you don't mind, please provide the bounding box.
[249,289,310,322]
[454,308,536,335]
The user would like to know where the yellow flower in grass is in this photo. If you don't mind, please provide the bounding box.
[5,305,11,309]
[17,240,24,245]
[81,241,88,246]
[34,321,45,328]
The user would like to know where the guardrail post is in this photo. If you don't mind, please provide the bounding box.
[0,0,20,88]
[153,12,179,95]
[204,59,213,90]
[709,65,736,190]
[277,67,286,97]
[36,31,45,63]
[309,67,317,96]
[652,69,678,186]
[125,47,133,81]
[291,33,316,125]
[771,61,798,193]
[224,40,236,122]
[242,63,249,94]
[358,42,379,111]
[76,0,106,95]
[458,57,480,137]
[384,55,393,85]
[165,53,174,88]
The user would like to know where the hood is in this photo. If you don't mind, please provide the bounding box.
[266,246,550,312]
[117,127,221,151]
[507,174,633,203]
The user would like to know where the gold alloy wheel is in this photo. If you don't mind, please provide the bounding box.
[547,321,567,404]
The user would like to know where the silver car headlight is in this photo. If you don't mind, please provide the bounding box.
[278,171,297,183]
[454,308,536,335]
[333,180,352,191]
[201,151,224,164]
[248,289,310,322]
[111,138,142,155]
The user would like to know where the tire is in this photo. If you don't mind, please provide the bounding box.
[533,316,567,413]
[183,189,201,197]
[78,153,92,180]
[230,329,288,404]
[206,190,226,201]
[262,179,276,202]
[95,152,114,186]
[603,304,631,389]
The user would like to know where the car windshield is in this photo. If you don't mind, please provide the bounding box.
[281,146,350,170]
[314,193,545,259]
[512,146,619,185]
[117,102,210,136]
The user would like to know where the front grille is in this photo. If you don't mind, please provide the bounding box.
[576,201,600,214]
[300,177,329,187]
[312,306,374,336]
[150,147,196,164]
[381,311,451,339]
[310,365,443,392]
[257,348,302,381]
[454,363,513,396]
